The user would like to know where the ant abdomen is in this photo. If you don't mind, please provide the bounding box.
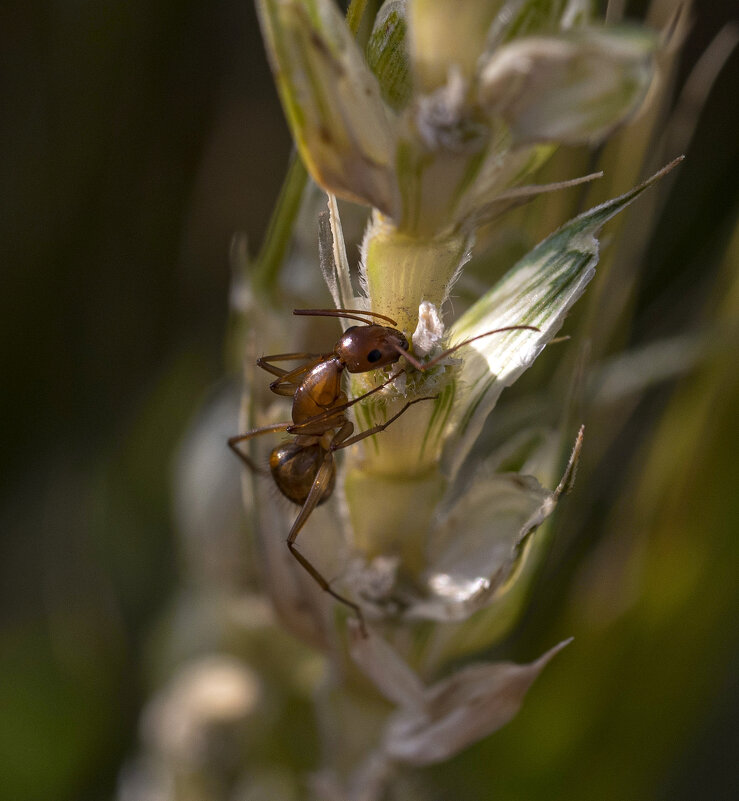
[270,440,336,506]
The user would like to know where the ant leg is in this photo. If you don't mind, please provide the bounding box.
[392,325,540,371]
[286,453,366,634]
[227,422,291,475]
[331,397,436,450]
[336,370,405,412]
[256,353,327,397]
[257,352,326,376]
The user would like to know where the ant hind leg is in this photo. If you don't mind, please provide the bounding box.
[285,452,367,635]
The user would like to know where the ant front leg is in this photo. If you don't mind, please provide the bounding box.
[256,353,327,397]
[393,325,540,372]
[227,421,291,475]
[285,450,366,635]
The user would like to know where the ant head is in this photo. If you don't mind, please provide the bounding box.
[335,325,408,373]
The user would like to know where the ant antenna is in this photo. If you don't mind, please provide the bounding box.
[393,324,540,371]
[294,308,399,327]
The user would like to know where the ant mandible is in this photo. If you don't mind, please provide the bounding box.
[228,307,538,633]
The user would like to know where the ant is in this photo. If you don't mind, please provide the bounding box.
[228,307,538,633]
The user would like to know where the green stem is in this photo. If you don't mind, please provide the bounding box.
[364,222,470,333]
[251,151,308,298]
[346,0,369,37]
[345,468,446,576]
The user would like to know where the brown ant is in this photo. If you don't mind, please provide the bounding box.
[228,308,538,632]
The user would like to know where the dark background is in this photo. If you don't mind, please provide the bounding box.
[0,2,737,800]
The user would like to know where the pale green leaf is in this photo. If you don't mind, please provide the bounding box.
[367,0,413,111]
[497,0,592,43]
[478,26,657,145]
[408,473,556,621]
[256,0,398,214]
[379,638,572,765]
[441,158,683,477]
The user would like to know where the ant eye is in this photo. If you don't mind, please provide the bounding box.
[367,349,382,363]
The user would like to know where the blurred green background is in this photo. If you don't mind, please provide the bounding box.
[1,2,737,800]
